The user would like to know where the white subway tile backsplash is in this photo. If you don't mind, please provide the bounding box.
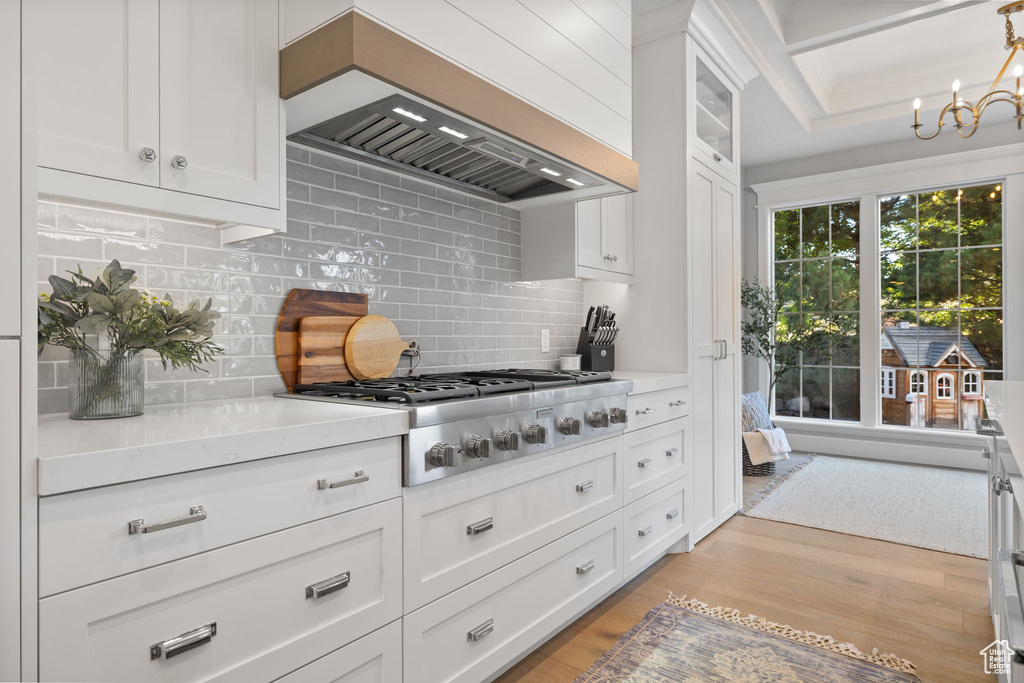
[36,144,584,413]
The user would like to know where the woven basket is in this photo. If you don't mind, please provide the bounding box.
[740,392,778,476]
[742,445,776,476]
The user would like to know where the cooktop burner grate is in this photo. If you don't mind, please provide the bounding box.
[290,379,482,404]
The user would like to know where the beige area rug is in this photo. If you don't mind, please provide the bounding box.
[743,455,987,558]
[573,593,918,682]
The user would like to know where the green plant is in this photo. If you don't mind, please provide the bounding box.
[740,278,851,399]
[38,260,222,371]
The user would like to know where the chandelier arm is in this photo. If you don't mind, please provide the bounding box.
[977,91,1022,116]
[986,44,1023,94]
[957,117,981,138]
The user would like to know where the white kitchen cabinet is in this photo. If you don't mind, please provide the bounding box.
[521,194,634,284]
[36,0,161,188]
[623,417,690,505]
[622,476,689,579]
[691,49,738,179]
[403,512,622,683]
[33,0,283,236]
[273,620,401,683]
[39,499,402,683]
[690,159,741,543]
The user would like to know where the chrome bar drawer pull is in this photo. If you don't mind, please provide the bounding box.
[669,400,686,407]
[638,524,654,537]
[576,559,595,575]
[317,470,369,490]
[150,622,216,660]
[129,505,207,535]
[666,508,680,520]
[636,407,656,415]
[576,480,595,493]
[467,517,494,536]
[306,571,351,599]
[666,448,679,457]
[467,619,494,642]
[637,458,652,469]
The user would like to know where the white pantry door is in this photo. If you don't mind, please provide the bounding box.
[36,0,160,186]
[159,0,280,207]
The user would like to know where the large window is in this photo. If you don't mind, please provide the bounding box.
[773,201,861,421]
[879,184,1002,431]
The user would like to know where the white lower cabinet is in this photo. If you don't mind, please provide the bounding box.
[623,476,689,578]
[403,512,623,683]
[403,438,622,611]
[274,620,402,683]
[623,417,689,504]
[39,498,402,683]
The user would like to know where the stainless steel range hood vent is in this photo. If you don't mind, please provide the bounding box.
[289,95,602,203]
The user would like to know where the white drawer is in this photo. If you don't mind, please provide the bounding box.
[403,512,622,683]
[273,620,402,683]
[623,418,689,504]
[403,437,622,611]
[623,477,689,578]
[39,437,401,596]
[626,386,690,432]
[40,499,402,683]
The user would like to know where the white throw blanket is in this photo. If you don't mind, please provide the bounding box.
[742,427,791,465]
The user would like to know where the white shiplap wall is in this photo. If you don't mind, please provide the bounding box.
[283,0,633,156]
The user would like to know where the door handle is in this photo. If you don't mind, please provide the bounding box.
[666,447,679,457]
[467,619,494,642]
[637,458,652,469]
[575,480,595,493]
[467,517,494,535]
[638,524,654,537]
[666,508,680,520]
[576,559,595,575]
[129,505,207,535]
[317,470,369,489]
[150,622,216,660]
[306,571,351,599]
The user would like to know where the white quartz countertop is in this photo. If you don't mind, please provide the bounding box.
[37,396,409,496]
[986,381,1024,463]
[611,370,691,395]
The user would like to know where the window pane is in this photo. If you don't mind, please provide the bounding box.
[801,313,830,367]
[775,261,800,313]
[881,251,916,310]
[832,368,860,421]
[774,209,800,261]
[918,190,958,249]
[831,201,860,259]
[801,205,829,258]
[880,194,916,252]
[917,249,958,308]
[961,247,1002,309]
[832,314,859,367]
[962,309,1003,371]
[775,368,800,417]
[802,259,830,312]
[832,257,859,311]
[802,367,830,419]
[960,184,1002,247]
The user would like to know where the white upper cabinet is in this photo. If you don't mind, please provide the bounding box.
[160,0,280,206]
[281,0,633,157]
[34,0,283,236]
[37,0,161,187]
[521,194,634,284]
[690,46,739,178]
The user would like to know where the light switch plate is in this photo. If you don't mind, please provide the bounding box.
[540,329,550,353]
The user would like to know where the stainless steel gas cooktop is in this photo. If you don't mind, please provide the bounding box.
[278,369,632,486]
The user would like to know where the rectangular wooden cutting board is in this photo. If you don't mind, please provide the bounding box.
[296,316,361,385]
[275,289,368,390]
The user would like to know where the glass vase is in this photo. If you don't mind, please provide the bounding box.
[69,348,144,420]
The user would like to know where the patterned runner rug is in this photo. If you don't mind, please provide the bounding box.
[743,455,986,558]
[573,594,919,682]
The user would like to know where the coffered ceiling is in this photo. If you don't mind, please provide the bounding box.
[701,0,1024,166]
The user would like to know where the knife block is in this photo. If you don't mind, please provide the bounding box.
[575,327,614,372]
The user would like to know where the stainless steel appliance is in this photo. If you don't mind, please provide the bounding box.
[278,369,632,486]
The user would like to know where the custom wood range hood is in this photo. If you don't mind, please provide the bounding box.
[280,11,638,205]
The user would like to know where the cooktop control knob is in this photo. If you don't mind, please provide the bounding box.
[558,417,582,436]
[586,410,611,428]
[464,435,492,459]
[428,443,456,468]
[523,424,547,444]
[609,407,628,424]
[495,429,520,451]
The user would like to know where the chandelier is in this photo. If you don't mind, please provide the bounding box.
[912,2,1024,139]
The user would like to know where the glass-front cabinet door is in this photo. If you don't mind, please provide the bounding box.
[691,46,738,176]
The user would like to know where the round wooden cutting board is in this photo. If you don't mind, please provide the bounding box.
[344,315,410,380]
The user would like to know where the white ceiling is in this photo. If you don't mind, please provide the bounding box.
[698,0,1024,167]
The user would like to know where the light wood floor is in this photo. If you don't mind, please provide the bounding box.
[496,514,994,683]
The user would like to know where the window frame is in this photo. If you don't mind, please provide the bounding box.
[881,368,896,398]
[963,371,981,396]
[936,372,955,399]
[909,370,928,396]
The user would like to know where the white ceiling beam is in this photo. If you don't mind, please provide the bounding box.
[785,0,988,55]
